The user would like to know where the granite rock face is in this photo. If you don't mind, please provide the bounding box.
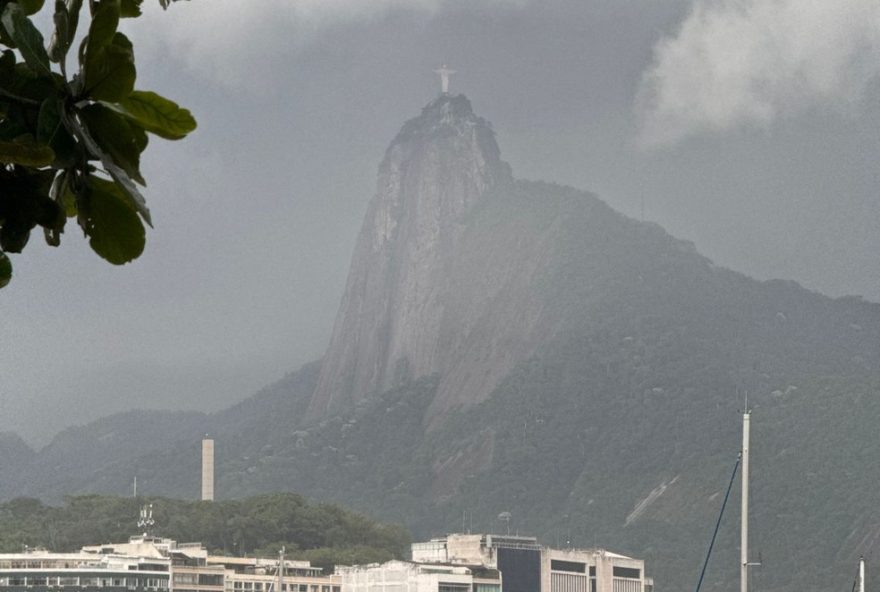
[308,95,514,420]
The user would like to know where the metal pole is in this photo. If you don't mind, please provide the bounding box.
[741,411,750,592]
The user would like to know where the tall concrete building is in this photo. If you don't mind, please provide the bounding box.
[201,438,214,502]
[410,534,652,592]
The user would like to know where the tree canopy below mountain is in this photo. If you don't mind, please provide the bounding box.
[0,493,409,573]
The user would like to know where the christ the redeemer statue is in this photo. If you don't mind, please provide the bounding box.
[434,64,456,94]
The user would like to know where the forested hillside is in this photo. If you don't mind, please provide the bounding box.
[0,493,408,572]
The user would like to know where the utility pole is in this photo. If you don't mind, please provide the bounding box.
[741,408,750,592]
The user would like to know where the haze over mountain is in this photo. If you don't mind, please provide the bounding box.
[2,94,879,592]
[3,0,879,445]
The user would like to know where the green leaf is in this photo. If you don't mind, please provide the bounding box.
[120,0,142,17]
[104,90,196,140]
[42,172,66,245]
[0,251,11,288]
[84,31,135,102]
[1,3,50,74]
[52,171,77,217]
[60,100,152,225]
[18,0,46,16]
[85,0,119,51]
[38,97,77,167]
[64,0,83,48]
[79,102,146,184]
[83,175,145,264]
[0,49,15,84]
[0,137,54,166]
[47,1,69,63]
[0,104,30,141]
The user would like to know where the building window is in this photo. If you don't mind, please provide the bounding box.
[612,568,640,580]
[612,579,642,592]
[199,575,223,586]
[552,560,587,573]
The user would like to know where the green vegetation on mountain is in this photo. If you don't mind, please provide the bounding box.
[0,493,409,572]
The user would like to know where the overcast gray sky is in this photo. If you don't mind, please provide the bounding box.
[2,0,878,445]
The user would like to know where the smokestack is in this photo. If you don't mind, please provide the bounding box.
[201,437,214,501]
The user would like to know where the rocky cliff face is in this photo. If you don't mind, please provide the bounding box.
[308,95,513,419]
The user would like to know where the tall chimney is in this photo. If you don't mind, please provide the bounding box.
[201,437,214,501]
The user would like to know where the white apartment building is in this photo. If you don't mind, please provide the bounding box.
[15,535,339,592]
[206,555,339,592]
[336,560,500,592]
[0,549,170,592]
[410,534,652,592]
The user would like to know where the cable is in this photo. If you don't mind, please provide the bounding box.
[694,455,741,592]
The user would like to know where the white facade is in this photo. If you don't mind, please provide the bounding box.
[0,549,170,592]
[206,556,337,592]
[410,534,652,592]
[542,548,651,592]
[202,439,215,502]
[411,534,540,568]
[337,560,494,592]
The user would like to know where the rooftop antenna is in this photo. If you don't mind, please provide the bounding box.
[269,546,285,592]
[137,503,155,535]
[498,511,511,536]
[133,476,137,498]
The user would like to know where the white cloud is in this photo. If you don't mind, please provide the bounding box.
[134,0,526,90]
[637,0,880,147]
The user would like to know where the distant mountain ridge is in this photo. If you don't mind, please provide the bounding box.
[2,95,880,592]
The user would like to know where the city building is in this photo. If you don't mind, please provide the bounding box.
[0,533,338,592]
[410,534,652,592]
[82,535,225,592]
[207,555,339,592]
[336,560,501,592]
[0,549,171,592]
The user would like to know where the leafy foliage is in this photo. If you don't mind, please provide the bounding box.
[0,493,409,572]
[0,0,195,287]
